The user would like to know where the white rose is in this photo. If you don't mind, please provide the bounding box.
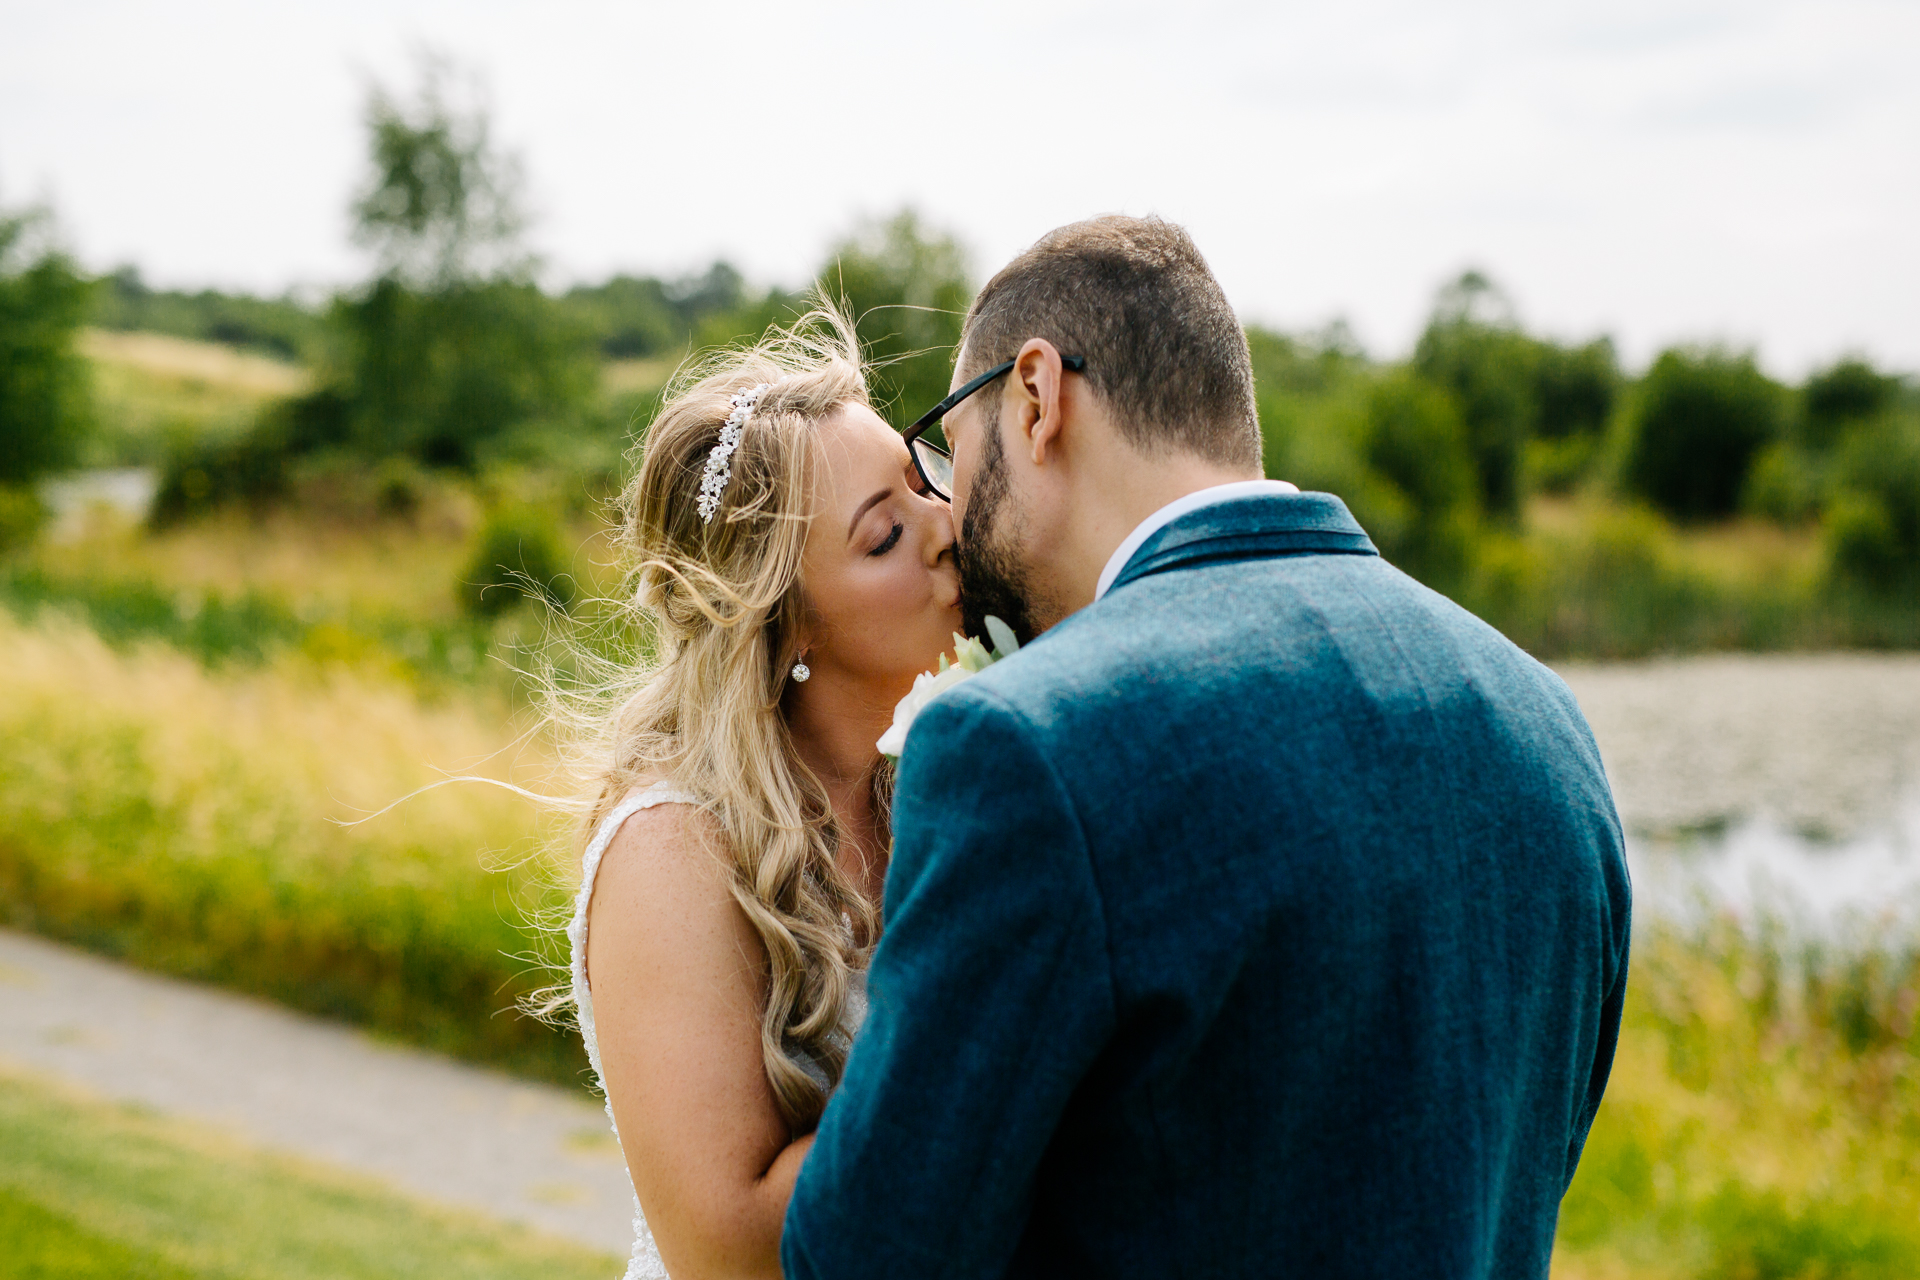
[876,617,1022,758]
[875,663,974,757]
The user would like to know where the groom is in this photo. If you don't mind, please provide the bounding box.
[785,217,1631,1278]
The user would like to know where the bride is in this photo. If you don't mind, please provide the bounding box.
[562,309,961,1279]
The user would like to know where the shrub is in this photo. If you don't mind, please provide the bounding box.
[1742,441,1824,523]
[1825,413,1920,593]
[1826,494,1903,589]
[458,506,574,618]
[1623,347,1786,521]
[0,484,47,552]
[560,265,761,360]
[1525,433,1602,495]
[149,420,296,525]
[0,208,94,486]
[148,277,603,525]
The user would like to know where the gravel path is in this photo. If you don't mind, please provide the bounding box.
[4,652,1915,1253]
[0,927,633,1256]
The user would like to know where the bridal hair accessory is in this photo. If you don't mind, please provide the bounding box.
[697,383,771,524]
[790,660,811,683]
[876,616,1020,758]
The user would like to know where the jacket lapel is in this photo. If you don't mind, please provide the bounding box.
[1109,492,1377,595]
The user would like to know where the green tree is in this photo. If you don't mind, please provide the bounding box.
[562,274,683,359]
[1357,370,1479,586]
[350,57,525,289]
[335,55,596,467]
[1802,356,1901,451]
[0,206,93,488]
[1248,323,1371,481]
[1534,338,1618,440]
[819,212,972,427]
[325,276,596,468]
[154,59,599,519]
[319,58,595,471]
[1412,271,1536,523]
[1623,347,1785,521]
[1525,337,1619,494]
[1740,356,1902,525]
[671,262,748,330]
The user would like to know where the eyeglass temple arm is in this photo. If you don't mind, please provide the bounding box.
[906,354,1087,439]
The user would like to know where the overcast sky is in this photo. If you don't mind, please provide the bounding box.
[3,0,1915,376]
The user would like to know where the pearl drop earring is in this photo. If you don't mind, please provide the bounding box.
[790,660,811,683]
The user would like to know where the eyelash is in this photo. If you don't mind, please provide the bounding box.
[869,521,903,557]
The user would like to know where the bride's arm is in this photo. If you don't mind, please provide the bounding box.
[586,803,810,1280]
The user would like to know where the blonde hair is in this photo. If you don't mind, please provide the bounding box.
[561,305,881,1131]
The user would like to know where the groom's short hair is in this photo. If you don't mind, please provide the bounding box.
[960,216,1262,469]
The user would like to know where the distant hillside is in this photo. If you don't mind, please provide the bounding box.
[91,268,324,364]
[79,327,311,468]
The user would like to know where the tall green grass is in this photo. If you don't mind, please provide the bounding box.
[0,564,500,684]
[1454,502,1920,660]
[1555,920,1920,1278]
[0,613,584,1085]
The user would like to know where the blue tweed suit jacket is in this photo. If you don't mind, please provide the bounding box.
[784,492,1631,1280]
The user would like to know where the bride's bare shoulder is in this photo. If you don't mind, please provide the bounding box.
[588,785,741,955]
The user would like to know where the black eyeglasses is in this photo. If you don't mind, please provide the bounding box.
[901,355,1087,502]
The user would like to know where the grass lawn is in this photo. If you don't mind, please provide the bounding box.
[0,1069,617,1280]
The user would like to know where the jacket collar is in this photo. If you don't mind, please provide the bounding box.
[1106,491,1377,596]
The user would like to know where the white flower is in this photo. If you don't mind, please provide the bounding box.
[877,616,1021,758]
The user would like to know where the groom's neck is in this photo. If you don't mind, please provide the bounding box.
[1039,438,1261,626]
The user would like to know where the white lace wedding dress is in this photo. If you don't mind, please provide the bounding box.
[569,782,867,1280]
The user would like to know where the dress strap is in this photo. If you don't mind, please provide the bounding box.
[569,782,699,1015]
[580,782,700,893]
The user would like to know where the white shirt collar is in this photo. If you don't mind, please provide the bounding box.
[1093,479,1300,602]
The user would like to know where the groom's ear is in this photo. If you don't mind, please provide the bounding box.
[1011,339,1070,467]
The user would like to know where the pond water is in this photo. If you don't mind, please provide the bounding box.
[40,467,158,540]
[1623,792,1920,935]
[1556,653,1920,939]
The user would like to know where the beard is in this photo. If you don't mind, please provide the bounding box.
[955,415,1044,646]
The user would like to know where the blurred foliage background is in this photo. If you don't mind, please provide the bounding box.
[2,56,1917,1280]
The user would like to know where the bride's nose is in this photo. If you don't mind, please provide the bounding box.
[921,498,957,567]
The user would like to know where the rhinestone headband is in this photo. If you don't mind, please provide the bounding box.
[696,383,770,524]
